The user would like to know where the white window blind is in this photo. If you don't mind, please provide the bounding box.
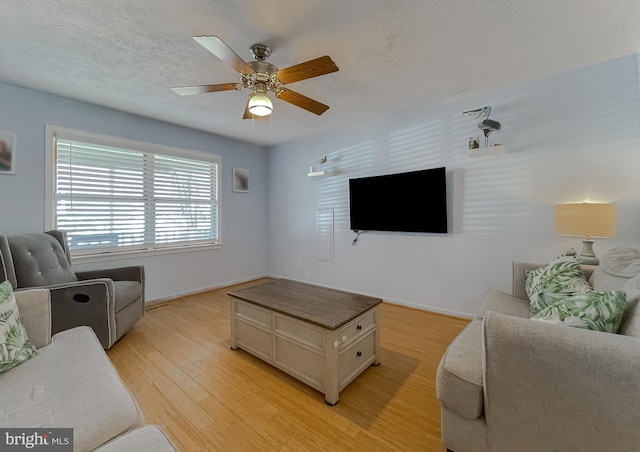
[52,132,219,254]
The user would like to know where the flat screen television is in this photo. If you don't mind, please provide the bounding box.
[349,167,448,233]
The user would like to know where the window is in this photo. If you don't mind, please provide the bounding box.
[46,126,220,257]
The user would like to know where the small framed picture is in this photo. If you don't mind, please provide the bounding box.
[0,131,16,174]
[232,168,249,192]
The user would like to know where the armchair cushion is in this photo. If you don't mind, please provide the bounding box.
[0,281,38,374]
[113,281,143,313]
[8,234,77,287]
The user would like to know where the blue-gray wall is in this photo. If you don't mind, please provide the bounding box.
[0,83,268,301]
[3,53,640,312]
[267,53,640,316]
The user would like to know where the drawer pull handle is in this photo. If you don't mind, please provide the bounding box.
[356,324,362,331]
[356,351,362,358]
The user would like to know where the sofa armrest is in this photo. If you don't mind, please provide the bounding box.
[476,289,530,319]
[483,312,640,452]
[14,288,52,349]
[76,266,144,284]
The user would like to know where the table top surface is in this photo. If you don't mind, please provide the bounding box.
[228,279,382,330]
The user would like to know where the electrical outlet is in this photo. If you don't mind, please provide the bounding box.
[297,259,302,268]
[305,270,310,279]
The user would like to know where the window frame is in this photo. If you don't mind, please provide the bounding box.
[45,125,222,263]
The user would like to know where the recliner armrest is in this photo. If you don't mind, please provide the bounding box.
[76,266,144,284]
[46,279,116,349]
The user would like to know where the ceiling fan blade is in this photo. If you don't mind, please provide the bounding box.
[193,36,256,75]
[277,88,330,115]
[172,83,241,96]
[276,56,338,85]
[243,98,252,119]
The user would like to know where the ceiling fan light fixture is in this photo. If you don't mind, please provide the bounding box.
[248,92,273,116]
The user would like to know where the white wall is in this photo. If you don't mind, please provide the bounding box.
[0,83,269,301]
[267,53,640,317]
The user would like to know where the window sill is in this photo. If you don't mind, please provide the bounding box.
[71,242,223,264]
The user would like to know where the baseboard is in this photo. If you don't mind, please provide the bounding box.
[145,273,270,306]
[382,297,474,319]
[266,273,474,319]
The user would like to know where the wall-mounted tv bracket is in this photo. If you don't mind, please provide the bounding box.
[352,230,364,245]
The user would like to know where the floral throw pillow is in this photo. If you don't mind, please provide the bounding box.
[525,254,592,314]
[0,281,38,374]
[531,290,627,333]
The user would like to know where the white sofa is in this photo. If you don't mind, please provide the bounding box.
[0,288,176,451]
[436,261,640,452]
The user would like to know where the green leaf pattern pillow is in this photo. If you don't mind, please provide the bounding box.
[532,290,627,333]
[0,281,38,374]
[525,254,592,314]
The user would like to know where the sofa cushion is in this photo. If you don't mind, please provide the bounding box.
[436,320,484,420]
[531,290,627,333]
[0,326,144,451]
[94,425,177,452]
[476,289,530,319]
[589,268,631,292]
[525,254,591,314]
[591,249,640,337]
[0,281,38,374]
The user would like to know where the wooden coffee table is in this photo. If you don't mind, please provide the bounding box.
[228,279,382,405]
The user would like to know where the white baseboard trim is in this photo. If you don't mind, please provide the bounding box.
[266,273,474,319]
[145,273,270,305]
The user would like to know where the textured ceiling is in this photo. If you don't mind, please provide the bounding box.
[1,1,639,146]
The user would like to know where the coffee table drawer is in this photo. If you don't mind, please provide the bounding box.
[339,309,376,349]
[339,330,375,389]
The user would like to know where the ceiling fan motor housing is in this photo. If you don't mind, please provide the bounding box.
[244,60,282,94]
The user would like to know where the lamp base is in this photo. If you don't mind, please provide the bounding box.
[576,239,599,266]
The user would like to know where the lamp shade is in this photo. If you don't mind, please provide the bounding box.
[248,92,273,116]
[555,203,617,239]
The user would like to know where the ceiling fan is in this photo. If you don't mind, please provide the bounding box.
[172,36,339,119]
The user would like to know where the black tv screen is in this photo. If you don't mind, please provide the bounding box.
[349,167,447,233]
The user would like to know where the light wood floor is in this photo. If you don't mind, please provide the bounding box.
[107,279,469,451]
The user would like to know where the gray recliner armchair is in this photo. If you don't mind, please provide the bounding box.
[0,230,144,349]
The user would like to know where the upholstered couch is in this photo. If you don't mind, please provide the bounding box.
[0,288,176,451]
[436,261,640,452]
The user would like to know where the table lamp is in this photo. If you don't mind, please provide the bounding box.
[555,203,617,265]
